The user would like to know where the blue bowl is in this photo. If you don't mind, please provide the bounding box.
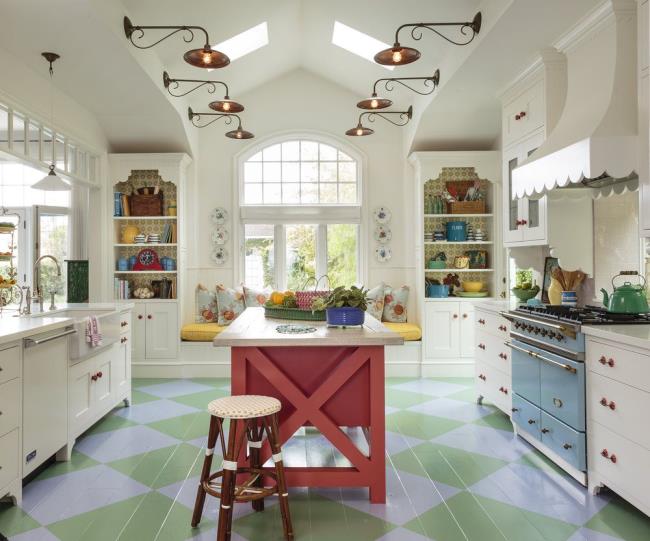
[427,284,449,298]
[326,307,365,326]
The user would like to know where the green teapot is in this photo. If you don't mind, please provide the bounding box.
[601,272,649,314]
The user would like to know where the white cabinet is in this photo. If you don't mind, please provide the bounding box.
[503,131,548,246]
[132,302,178,361]
[423,301,475,376]
[0,342,21,505]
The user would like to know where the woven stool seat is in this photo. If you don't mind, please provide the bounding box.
[208,395,281,419]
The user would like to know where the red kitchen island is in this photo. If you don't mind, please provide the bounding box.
[213,307,403,503]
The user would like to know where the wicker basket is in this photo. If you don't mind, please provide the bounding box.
[264,305,326,321]
[448,200,486,214]
[131,193,163,216]
[295,275,330,310]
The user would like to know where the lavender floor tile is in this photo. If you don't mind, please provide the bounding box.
[137,380,215,398]
[391,380,467,397]
[385,430,425,456]
[22,464,149,525]
[408,397,493,422]
[375,527,432,541]
[113,398,199,424]
[431,423,532,462]
[9,527,61,541]
[316,467,459,525]
[468,462,610,525]
[75,425,180,462]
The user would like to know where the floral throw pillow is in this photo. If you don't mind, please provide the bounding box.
[243,285,272,307]
[382,285,409,323]
[195,284,218,323]
[216,284,246,325]
[365,283,385,320]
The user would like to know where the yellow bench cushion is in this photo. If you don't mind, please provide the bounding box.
[382,322,422,341]
[181,323,227,342]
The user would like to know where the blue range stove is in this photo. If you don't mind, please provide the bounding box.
[501,305,650,485]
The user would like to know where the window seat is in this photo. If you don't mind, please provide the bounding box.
[180,321,421,342]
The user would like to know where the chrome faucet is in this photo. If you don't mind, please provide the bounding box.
[33,254,61,312]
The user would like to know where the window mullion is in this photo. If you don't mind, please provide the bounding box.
[316,224,328,281]
[275,223,285,290]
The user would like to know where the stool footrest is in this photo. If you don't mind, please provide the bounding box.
[203,467,279,503]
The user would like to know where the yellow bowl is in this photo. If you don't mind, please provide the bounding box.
[462,281,484,293]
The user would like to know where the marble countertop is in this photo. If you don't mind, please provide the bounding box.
[214,307,404,347]
[473,299,517,313]
[582,324,650,350]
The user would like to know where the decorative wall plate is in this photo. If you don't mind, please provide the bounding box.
[373,207,391,224]
[375,246,392,262]
[210,207,228,225]
[211,247,228,265]
[211,227,229,245]
[374,225,392,244]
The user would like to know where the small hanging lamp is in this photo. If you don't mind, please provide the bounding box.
[162,72,245,112]
[358,70,440,110]
[374,12,481,66]
[32,52,71,192]
[124,16,229,69]
[356,93,393,111]
[345,106,413,137]
[187,107,254,139]
[225,122,255,139]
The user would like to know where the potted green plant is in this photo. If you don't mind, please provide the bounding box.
[311,285,369,326]
[512,269,540,302]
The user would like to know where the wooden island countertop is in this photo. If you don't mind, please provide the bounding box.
[213,307,404,347]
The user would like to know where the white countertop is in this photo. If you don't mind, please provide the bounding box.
[474,299,517,313]
[0,302,134,347]
[214,307,404,347]
[583,324,650,350]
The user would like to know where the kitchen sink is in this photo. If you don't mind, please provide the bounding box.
[32,307,121,360]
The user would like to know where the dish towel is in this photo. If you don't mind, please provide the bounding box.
[85,316,103,347]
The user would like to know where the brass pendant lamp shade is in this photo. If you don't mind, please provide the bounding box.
[345,123,375,137]
[374,12,481,66]
[209,97,245,113]
[124,16,230,69]
[226,125,255,139]
[356,94,393,110]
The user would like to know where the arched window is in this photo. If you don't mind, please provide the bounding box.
[237,135,364,290]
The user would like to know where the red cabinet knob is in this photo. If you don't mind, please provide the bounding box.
[138,315,143,320]
[147,315,152,320]
[521,219,528,225]
[453,314,458,319]
[91,374,98,381]
[121,321,128,327]
[601,448,609,458]
[610,454,617,463]
[478,319,485,325]
[607,358,615,367]
[600,397,615,410]
[97,371,103,378]
[462,313,468,319]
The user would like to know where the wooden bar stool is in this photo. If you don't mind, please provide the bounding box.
[191,395,294,541]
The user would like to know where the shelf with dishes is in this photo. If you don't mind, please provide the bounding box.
[113,216,177,220]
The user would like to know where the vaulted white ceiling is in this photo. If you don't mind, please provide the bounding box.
[0,0,601,154]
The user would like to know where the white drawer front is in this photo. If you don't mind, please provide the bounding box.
[586,339,650,393]
[503,82,544,147]
[475,310,510,339]
[588,372,650,450]
[475,330,511,375]
[119,312,132,335]
[589,421,650,509]
[475,361,511,414]
[0,378,19,437]
[0,428,19,490]
[0,345,19,385]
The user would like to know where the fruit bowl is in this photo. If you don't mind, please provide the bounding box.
[512,285,540,302]
[462,281,484,293]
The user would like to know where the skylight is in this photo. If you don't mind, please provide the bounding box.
[332,21,394,71]
[212,22,269,62]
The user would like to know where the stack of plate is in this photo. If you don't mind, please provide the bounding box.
[134,234,146,244]
[433,230,446,241]
[147,234,160,244]
[466,224,475,242]
[474,227,486,241]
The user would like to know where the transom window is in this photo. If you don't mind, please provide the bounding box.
[242,140,359,205]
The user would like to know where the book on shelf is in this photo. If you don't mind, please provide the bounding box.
[114,192,122,217]
[114,277,130,300]
[121,194,130,216]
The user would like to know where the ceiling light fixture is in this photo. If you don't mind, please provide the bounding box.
[123,16,230,69]
[163,72,244,112]
[358,69,440,110]
[187,107,254,139]
[345,106,413,136]
[32,52,71,192]
[374,12,481,66]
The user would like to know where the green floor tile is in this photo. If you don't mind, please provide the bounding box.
[385,377,418,387]
[132,378,171,388]
[108,443,204,488]
[171,388,230,410]
[473,410,513,432]
[82,412,139,435]
[516,449,571,478]
[0,503,41,537]
[189,377,230,388]
[131,389,160,405]
[386,410,464,440]
[445,387,481,403]
[147,411,213,441]
[405,491,577,541]
[392,441,508,489]
[31,450,99,482]
[585,494,650,541]
[233,491,396,541]
[47,492,214,541]
[385,388,436,409]
[427,377,474,387]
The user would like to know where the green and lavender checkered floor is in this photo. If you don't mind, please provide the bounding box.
[1,377,649,540]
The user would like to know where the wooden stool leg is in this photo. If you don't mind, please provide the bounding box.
[191,415,220,528]
[267,413,294,541]
[217,418,240,541]
[248,419,265,512]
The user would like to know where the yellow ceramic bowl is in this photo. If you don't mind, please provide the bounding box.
[462,281,484,293]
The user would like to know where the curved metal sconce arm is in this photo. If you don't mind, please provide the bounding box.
[124,17,210,49]
[187,107,239,128]
[359,106,413,127]
[373,69,440,96]
[393,12,481,47]
[163,71,228,97]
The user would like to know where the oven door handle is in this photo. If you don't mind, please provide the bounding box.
[499,311,577,339]
[504,340,577,374]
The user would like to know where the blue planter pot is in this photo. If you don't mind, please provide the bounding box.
[427,284,449,298]
[326,307,365,326]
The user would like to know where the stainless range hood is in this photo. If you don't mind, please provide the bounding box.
[512,0,638,199]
